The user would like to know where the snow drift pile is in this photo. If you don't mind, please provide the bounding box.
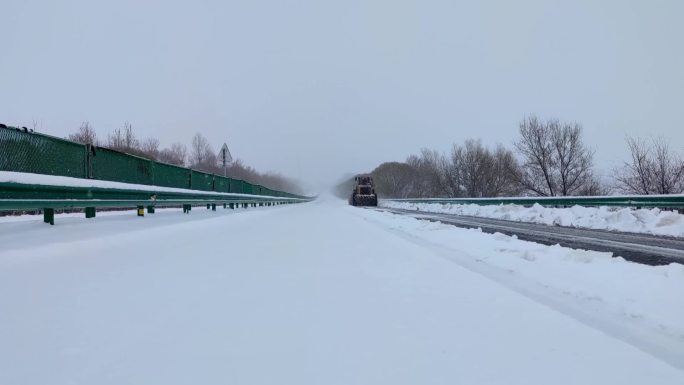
[381,201,684,237]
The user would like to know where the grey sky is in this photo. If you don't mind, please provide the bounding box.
[2,0,683,192]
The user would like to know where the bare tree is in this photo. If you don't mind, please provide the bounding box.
[616,137,653,195]
[614,136,684,194]
[406,149,450,197]
[489,144,523,197]
[201,151,219,173]
[108,121,140,153]
[515,116,555,195]
[68,121,98,145]
[122,122,138,151]
[158,143,187,166]
[651,138,684,194]
[577,174,610,196]
[453,140,487,197]
[550,120,594,196]
[140,137,160,160]
[515,116,594,196]
[107,128,124,149]
[443,144,465,197]
[373,141,522,199]
[190,133,212,167]
[371,162,418,198]
[448,140,521,198]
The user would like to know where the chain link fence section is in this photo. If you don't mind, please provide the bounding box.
[0,127,87,178]
[1,125,307,199]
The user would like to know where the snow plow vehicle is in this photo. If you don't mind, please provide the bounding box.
[349,174,378,206]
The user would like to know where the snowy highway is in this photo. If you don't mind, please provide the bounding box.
[2,197,684,384]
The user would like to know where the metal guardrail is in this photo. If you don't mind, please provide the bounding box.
[0,124,313,224]
[383,195,684,209]
[0,124,307,199]
[0,181,311,225]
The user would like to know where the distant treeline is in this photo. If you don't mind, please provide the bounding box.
[339,115,684,199]
[66,121,304,195]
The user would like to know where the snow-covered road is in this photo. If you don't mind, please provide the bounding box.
[1,198,683,384]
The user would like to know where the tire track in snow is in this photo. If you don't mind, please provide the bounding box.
[353,207,684,372]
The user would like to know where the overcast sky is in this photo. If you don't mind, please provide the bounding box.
[2,0,682,192]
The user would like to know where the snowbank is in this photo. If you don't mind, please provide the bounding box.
[381,200,684,237]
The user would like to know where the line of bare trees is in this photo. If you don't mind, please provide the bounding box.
[365,115,684,199]
[67,121,304,195]
[614,137,684,195]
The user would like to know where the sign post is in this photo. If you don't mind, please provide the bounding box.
[219,143,232,177]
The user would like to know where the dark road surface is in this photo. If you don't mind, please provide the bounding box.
[374,207,684,266]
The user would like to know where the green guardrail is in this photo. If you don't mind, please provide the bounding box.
[383,195,684,209]
[0,124,313,224]
[0,124,308,200]
[0,181,308,224]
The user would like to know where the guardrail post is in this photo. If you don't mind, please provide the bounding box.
[137,206,145,217]
[43,208,55,225]
[147,206,155,214]
[85,207,96,218]
[85,144,94,178]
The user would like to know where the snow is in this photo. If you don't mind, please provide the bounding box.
[0,171,303,200]
[1,196,683,384]
[382,200,684,237]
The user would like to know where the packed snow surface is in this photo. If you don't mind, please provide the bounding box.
[382,200,684,237]
[1,197,683,384]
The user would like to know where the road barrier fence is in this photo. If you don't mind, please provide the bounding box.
[0,124,312,224]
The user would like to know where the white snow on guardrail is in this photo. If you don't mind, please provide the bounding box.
[0,171,303,200]
[381,200,684,238]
